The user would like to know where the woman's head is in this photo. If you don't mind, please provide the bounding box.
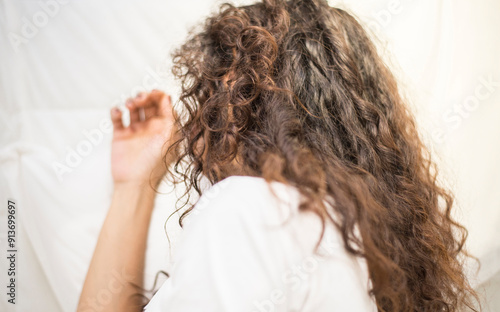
[168,0,477,310]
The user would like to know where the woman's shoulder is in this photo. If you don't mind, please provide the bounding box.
[184,175,304,230]
[199,175,298,204]
[183,175,340,261]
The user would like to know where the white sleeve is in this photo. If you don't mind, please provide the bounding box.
[144,179,296,312]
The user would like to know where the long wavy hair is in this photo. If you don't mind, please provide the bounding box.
[165,0,478,310]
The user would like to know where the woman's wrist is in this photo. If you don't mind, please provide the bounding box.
[111,181,158,215]
[113,180,158,192]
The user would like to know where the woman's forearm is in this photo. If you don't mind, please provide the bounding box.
[78,182,156,312]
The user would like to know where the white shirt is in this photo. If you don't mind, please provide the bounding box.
[144,176,377,311]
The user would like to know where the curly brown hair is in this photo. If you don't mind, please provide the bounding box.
[165,0,478,310]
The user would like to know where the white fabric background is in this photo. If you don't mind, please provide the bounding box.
[0,0,498,311]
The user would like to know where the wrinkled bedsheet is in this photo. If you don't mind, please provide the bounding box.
[0,0,498,311]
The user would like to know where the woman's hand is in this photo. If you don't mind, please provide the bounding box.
[110,90,177,187]
[79,91,175,311]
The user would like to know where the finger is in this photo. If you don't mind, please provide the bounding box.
[157,93,173,118]
[139,107,146,121]
[110,107,124,130]
[135,91,148,102]
[129,90,174,124]
[143,106,157,120]
[128,92,159,123]
[133,89,166,111]
[126,99,140,124]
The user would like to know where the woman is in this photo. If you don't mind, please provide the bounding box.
[78,0,478,311]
